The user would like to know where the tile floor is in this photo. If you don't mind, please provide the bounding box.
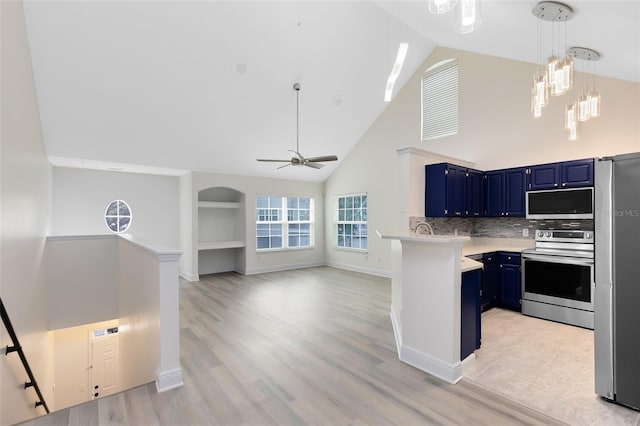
[463,308,640,426]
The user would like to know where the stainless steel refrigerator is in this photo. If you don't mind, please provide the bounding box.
[594,153,640,409]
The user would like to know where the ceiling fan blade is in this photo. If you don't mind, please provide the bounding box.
[277,163,292,169]
[304,161,324,169]
[306,155,338,162]
[257,159,290,163]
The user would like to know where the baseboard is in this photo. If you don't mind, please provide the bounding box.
[400,344,463,384]
[244,261,324,275]
[389,308,402,356]
[179,270,199,282]
[325,261,391,278]
[155,368,184,393]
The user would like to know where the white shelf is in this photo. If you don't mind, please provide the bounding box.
[198,241,245,250]
[198,201,241,209]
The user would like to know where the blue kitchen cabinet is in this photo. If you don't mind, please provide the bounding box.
[425,163,467,217]
[461,268,482,360]
[481,252,498,311]
[561,158,594,188]
[466,169,484,216]
[527,158,593,190]
[484,168,527,217]
[485,171,504,217]
[504,167,527,217]
[528,163,561,190]
[498,252,522,311]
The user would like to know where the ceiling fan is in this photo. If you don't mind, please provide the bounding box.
[257,83,338,169]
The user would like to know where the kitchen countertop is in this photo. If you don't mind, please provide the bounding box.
[462,237,535,257]
[460,237,534,273]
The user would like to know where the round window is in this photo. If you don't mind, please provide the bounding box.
[105,200,132,233]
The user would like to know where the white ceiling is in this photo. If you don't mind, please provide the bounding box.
[23,1,640,182]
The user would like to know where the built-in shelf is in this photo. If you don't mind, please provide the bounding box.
[198,241,245,250]
[197,201,241,209]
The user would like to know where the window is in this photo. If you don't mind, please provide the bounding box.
[336,194,367,250]
[105,200,132,233]
[256,196,313,250]
[421,58,459,141]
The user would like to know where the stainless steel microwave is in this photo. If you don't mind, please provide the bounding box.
[526,187,594,219]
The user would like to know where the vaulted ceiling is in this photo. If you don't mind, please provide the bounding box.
[23,1,640,181]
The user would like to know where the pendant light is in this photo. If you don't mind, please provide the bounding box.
[454,0,482,34]
[429,0,456,14]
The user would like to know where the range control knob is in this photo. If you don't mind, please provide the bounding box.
[537,231,544,238]
[545,231,552,237]
[585,232,593,239]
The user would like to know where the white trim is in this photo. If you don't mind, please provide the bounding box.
[155,368,184,393]
[325,261,391,278]
[197,201,241,209]
[179,270,199,282]
[395,147,475,168]
[389,308,402,356]
[399,344,463,384]
[243,261,324,276]
[118,234,182,262]
[47,234,116,241]
[198,241,245,250]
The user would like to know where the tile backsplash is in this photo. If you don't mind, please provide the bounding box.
[409,216,593,239]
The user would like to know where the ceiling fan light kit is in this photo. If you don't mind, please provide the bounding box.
[256,83,338,170]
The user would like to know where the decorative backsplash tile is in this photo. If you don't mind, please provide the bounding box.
[409,216,593,239]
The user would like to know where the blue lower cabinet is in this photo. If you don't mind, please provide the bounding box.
[498,252,522,311]
[461,268,482,360]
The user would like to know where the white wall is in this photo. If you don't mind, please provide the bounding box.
[52,167,180,248]
[0,1,54,424]
[185,172,325,278]
[324,46,640,277]
[178,173,196,280]
[46,236,118,330]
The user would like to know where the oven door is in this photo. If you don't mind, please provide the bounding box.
[522,253,594,311]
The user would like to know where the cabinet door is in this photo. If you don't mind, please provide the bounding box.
[448,165,466,217]
[504,167,527,217]
[482,260,500,311]
[466,169,484,216]
[425,163,448,217]
[485,171,504,217]
[561,159,594,188]
[461,269,481,359]
[500,263,522,311]
[528,163,560,190]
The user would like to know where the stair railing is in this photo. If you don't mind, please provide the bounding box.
[0,297,49,413]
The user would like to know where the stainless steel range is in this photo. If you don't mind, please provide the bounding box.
[521,229,594,329]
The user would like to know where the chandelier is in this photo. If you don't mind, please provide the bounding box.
[530,1,601,140]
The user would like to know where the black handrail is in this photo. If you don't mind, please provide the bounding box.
[0,297,49,414]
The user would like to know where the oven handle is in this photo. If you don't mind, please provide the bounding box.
[522,253,594,266]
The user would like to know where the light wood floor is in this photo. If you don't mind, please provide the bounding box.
[22,266,566,425]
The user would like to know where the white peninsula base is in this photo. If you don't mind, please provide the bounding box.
[378,231,472,384]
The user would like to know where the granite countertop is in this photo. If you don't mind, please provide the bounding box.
[460,256,483,273]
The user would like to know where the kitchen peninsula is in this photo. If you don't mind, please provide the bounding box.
[378,230,534,384]
[377,231,478,384]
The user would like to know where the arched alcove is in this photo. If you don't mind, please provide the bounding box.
[197,186,246,275]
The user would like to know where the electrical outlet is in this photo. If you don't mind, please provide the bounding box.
[522,228,529,237]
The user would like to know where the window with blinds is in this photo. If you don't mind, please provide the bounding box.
[421,59,459,141]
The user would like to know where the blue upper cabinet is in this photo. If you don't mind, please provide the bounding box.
[528,163,561,190]
[504,167,527,217]
[526,158,594,190]
[466,169,484,217]
[485,171,504,217]
[561,158,594,188]
[426,163,461,217]
[425,163,479,217]
[484,168,526,217]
